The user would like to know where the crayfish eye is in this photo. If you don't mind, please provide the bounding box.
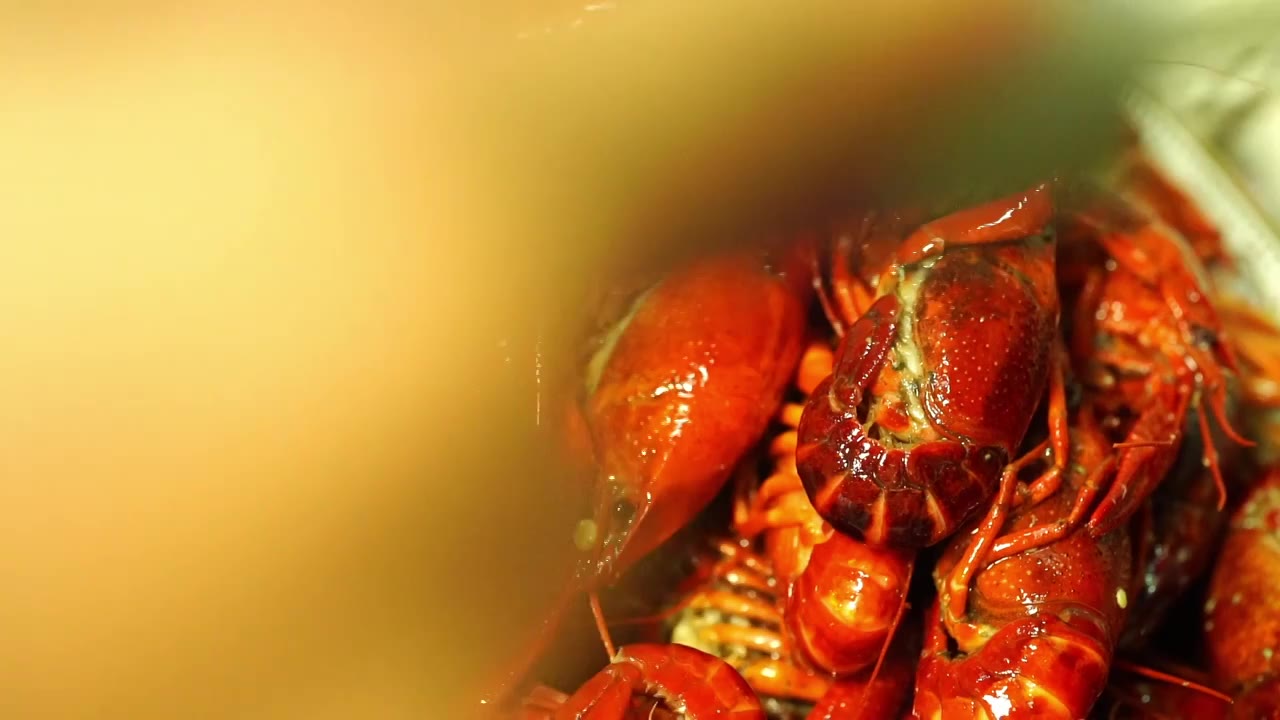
[1065,380,1084,411]
[588,496,640,557]
[610,496,638,529]
[1190,324,1217,351]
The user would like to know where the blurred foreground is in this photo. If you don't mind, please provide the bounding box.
[0,2,1212,717]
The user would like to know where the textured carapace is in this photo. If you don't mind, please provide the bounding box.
[796,185,1061,547]
[1058,190,1249,537]
[520,644,767,720]
[784,531,912,677]
[1205,468,1280,699]
[913,407,1133,719]
[578,245,811,582]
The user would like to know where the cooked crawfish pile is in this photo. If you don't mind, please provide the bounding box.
[488,147,1280,719]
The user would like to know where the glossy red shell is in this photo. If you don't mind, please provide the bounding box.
[914,238,1058,448]
[584,248,810,579]
[797,188,1059,548]
[1206,468,1280,693]
[785,532,912,675]
[914,413,1132,719]
[549,644,767,720]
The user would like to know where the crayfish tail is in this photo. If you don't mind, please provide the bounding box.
[914,610,1113,720]
[785,533,913,675]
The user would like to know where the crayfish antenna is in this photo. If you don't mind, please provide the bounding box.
[1199,377,1257,511]
[1199,405,1231,511]
[856,556,913,720]
[1210,381,1256,449]
[1112,658,1234,706]
[589,592,618,659]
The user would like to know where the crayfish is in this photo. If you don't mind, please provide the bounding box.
[483,140,1280,720]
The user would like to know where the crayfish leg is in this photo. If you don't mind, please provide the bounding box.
[942,439,1051,623]
[733,460,820,542]
[1088,361,1249,535]
[589,592,618,659]
[942,347,1073,621]
[735,659,831,707]
[796,341,835,397]
[1206,371,1255,450]
[1016,341,1073,508]
[1199,397,1229,511]
[753,343,835,480]
[1086,385,1192,537]
[988,452,1116,563]
[686,619,788,657]
[1195,369,1255,510]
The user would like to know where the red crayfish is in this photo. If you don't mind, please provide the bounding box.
[914,402,1134,719]
[1058,188,1251,537]
[576,245,812,583]
[496,141,1274,720]
[480,244,812,712]
[795,184,1068,551]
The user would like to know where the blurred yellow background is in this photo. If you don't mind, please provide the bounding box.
[0,2,1215,717]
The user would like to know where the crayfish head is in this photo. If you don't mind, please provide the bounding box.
[572,480,645,585]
